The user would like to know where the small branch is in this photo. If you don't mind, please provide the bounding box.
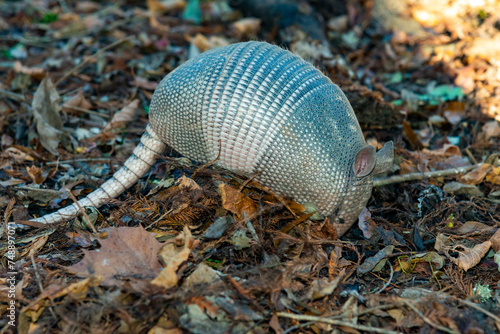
[458,298,500,324]
[403,300,460,334]
[0,88,28,102]
[374,164,479,187]
[277,312,400,334]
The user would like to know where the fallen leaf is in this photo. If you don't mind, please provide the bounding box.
[443,182,484,197]
[232,18,261,37]
[183,263,221,289]
[219,184,258,219]
[458,221,494,234]
[13,61,47,80]
[357,245,394,275]
[103,99,139,131]
[152,225,198,288]
[451,241,492,271]
[459,164,491,185]
[32,78,64,155]
[305,275,343,300]
[62,90,93,113]
[490,229,500,252]
[67,226,163,285]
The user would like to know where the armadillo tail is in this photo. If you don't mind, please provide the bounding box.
[30,125,166,225]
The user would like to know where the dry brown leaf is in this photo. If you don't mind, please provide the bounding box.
[490,228,500,252]
[62,90,93,112]
[269,313,284,334]
[13,61,47,80]
[26,166,45,185]
[434,233,450,252]
[147,0,185,13]
[422,144,461,156]
[451,241,492,271]
[2,147,34,163]
[232,18,261,36]
[485,166,500,185]
[152,225,198,289]
[177,175,201,190]
[219,183,258,219]
[459,163,491,185]
[22,277,102,321]
[104,99,139,131]
[458,221,494,234]
[403,121,423,150]
[32,78,64,156]
[67,226,163,285]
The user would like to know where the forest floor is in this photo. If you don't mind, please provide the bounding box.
[0,0,499,333]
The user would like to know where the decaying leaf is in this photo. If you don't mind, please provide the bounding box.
[357,245,394,275]
[458,221,494,234]
[450,241,492,271]
[32,78,64,156]
[152,225,199,289]
[22,277,103,322]
[459,164,491,185]
[490,228,500,252]
[219,183,258,219]
[442,181,484,197]
[183,263,221,289]
[62,90,93,113]
[305,274,343,300]
[67,226,163,285]
[103,99,139,131]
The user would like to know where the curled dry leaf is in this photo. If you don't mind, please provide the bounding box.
[177,175,201,190]
[103,99,139,131]
[450,241,492,272]
[459,164,491,185]
[490,228,500,252]
[152,225,199,289]
[3,147,35,162]
[219,183,258,219]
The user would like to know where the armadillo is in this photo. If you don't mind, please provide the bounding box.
[28,41,393,236]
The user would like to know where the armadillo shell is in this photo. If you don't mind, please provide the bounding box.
[150,41,371,224]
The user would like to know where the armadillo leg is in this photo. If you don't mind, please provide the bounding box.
[30,125,166,224]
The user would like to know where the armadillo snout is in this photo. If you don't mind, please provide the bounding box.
[330,175,373,236]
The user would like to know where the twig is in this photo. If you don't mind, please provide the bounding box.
[62,104,111,118]
[458,298,500,324]
[277,312,401,334]
[55,36,133,86]
[0,88,27,102]
[66,191,97,234]
[45,158,125,165]
[373,164,479,187]
[402,300,460,334]
[375,261,394,294]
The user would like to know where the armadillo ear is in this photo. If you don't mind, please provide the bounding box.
[353,145,376,177]
[373,141,394,175]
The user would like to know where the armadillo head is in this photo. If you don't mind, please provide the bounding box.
[331,141,394,236]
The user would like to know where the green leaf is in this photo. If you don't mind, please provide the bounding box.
[40,12,58,23]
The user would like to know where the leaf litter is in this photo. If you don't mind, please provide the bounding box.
[0,0,499,333]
